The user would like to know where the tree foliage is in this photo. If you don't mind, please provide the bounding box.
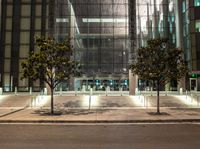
[130,38,188,114]
[21,36,80,114]
[130,38,188,85]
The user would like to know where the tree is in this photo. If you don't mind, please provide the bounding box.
[130,38,188,114]
[21,36,80,115]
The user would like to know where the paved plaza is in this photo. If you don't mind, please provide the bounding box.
[0,94,200,123]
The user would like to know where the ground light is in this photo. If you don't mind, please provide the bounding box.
[30,95,50,108]
[175,95,199,107]
[82,95,99,109]
[129,95,151,108]
[0,95,9,104]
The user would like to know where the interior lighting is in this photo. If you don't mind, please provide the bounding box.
[82,18,128,23]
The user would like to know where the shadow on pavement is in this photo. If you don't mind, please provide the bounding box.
[33,108,109,116]
[147,112,170,116]
[0,107,27,118]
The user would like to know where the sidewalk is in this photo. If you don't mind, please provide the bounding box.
[0,95,200,123]
[0,107,200,123]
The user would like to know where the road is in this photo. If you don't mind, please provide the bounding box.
[0,123,200,149]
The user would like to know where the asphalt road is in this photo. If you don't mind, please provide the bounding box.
[0,123,200,149]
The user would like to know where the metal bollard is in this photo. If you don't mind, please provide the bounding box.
[75,90,77,96]
[59,87,62,96]
[180,88,183,95]
[0,87,2,95]
[29,87,32,95]
[186,90,188,100]
[14,86,17,96]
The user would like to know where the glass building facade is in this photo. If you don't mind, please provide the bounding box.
[58,0,129,91]
[135,0,177,90]
[52,0,130,91]
[181,0,200,91]
[181,0,200,70]
[0,0,130,92]
[136,0,176,47]
[0,0,200,92]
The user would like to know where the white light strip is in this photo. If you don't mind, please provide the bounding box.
[82,18,128,23]
[56,18,69,23]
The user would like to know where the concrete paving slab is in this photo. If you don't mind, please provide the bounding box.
[0,95,200,123]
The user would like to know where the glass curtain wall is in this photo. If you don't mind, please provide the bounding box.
[136,0,177,90]
[55,0,129,91]
[136,0,176,47]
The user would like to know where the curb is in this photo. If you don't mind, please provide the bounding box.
[0,119,200,124]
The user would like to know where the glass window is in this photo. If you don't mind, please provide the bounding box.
[69,1,129,75]
[21,5,31,16]
[114,0,128,4]
[6,18,12,30]
[6,5,13,16]
[101,0,112,4]
[101,64,113,73]
[4,45,11,58]
[20,32,30,44]
[114,51,122,63]
[182,1,186,12]
[75,5,88,16]
[101,51,113,63]
[113,4,127,16]
[21,18,30,30]
[4,59,10,73]
[195,0,200,6]
[114,64,123,73]
[35,5,41,16]
[21,0,32,2]
[19,45,29,58]
[101,5,113,16]
[195,20,200,32]
[35,18,41,30]
[89,5,100,16]
[3,74,11,91]
[88,51,98,64]
[5,32,12,44]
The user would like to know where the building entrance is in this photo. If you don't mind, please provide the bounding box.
[190,78,197,91]
[74,78,129,91]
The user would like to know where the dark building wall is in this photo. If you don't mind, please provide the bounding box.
[0,0,49,92]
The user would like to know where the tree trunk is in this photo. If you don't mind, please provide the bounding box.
[50,88,54,115]
[157,80,160,114]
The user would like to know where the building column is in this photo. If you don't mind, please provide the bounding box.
[11,0,21,91]
[176,0,186,91]
[0,0,5,88]
[128,0,137,95]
